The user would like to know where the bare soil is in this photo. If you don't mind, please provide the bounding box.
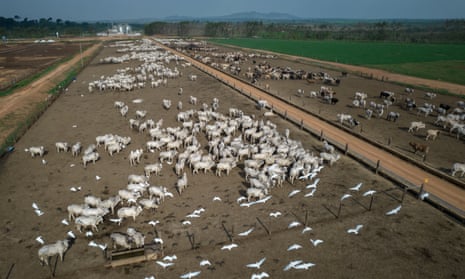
[0,39,464,279]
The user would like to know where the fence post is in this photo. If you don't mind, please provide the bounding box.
[320,130,324,141]
[375,160,380,174]
[344,143,349,155]
[300,120,304,130]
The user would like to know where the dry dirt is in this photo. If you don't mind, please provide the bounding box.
[0,38,464,279]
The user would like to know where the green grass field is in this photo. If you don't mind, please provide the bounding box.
[211,38,465,86]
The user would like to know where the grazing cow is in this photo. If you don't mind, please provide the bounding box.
[409,141,429,155]
[386,111,400,122]
[425,129,440,141]
[408,121,426,133]
[380,91,394,99]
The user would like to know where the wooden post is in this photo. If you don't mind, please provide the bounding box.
[388,137,392,146]
[304,210,309,226]
[368,195,374,211]
[320,130,324,141]
[418,183,424,200]
[375,160,380,174]
[401,186,408,203]
[337,202,342,218]
[300,119,304,129]
[284,111,287,120]
[256,217,271,235]
[344,143,349,155]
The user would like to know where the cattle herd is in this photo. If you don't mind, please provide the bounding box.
[2,38,465,279]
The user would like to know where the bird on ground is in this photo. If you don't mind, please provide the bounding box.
[251,272,270,279]
[304,188,317,197]
[255,196,272,204]
[363,190,376,197]
[96,243,107,251]
[61,219,69,226]
[41,159,47,165]
[287,244,303,251]
[347,224,364,235]
[221,243,238,251]
[70,163,75,167]
[144,276,155,279]
[288,221,302,229]
[149,220,160,227]
[238,227,254,236]
[246,257,266,269]
[67,231,76,239]
[70,186,82,192]
[182,220,191,226]
[200,259,211,266]
[341,194,352,201]
[88,241,98,247]
[163,255,177,262]
[269,211,282,218]
[212,196,222,202]
[154,238,164,244]
[310,239,324,247]
[180,271,201,279]
[306,178,320,189]
[299,172,316,180]
[165,191,174,198]
[294,262,315,270]
[420,192,429,200]
[386,205,402,216]
[36,236,45,245]
[237,196,247,203]
[283,260,303,271]
[85,231,93,237]
[32,203,40,210]
[302,226,313,234]
[350,182,363,191]
[95,175,101,181]
[288,189,301,197]
[156,261,174,269]
[132,98,143,103]
[313,165,324,173]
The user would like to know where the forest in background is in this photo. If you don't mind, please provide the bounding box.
[1,15,464,43]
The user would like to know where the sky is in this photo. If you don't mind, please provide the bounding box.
[1,0,465,22]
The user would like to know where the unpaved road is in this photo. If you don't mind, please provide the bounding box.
[158,40,465,218]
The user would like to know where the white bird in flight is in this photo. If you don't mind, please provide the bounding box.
[180,271,201,279]
[95,175,101,181]
[386,205,402,216]
[154,238,164,244]
[182,220,191,226]
[251,271,270,279]
[221,243,238,251]
[347,224,364,235]
[350,182,363,191]
[212,196,222,202]
[109,218,122,225]
[246,257,266,269]
[156,261,174,269]
[199,259,211,266]
[32,202,39,210]
[306,178,320,189]
[341,194,352,201]
[420,192,429,200]
[192,208,205,215]
[363,190,376,197]
[310,239,324,247]
[294,262,316,270]
[269,211,282,218]
[163,255,177,262]
[288,189,301,197]
[304,188,317,197]
[238,227,254,236]
[302,226,313,234]
[36,236,45,245]
[186,213,201,218]
[70,186,81,192]
[287,244,303,251]
[85,231,93,237]
[237,196,247,203]
[165,191,174,198]
[288,221,302,229]
[34,209,44,216]
[61,219,69,226]
[283,260,303,271]
[148,220,160,227]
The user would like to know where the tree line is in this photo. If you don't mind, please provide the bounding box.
[2,15,465,43]
[145,19,465,43]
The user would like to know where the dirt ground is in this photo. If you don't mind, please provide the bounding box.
[0,39,464,279]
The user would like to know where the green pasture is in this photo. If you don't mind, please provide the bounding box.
[211,38,465,86]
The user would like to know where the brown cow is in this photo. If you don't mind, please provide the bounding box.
[409,141,429,155]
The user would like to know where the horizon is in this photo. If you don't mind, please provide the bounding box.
[2,0,465,22]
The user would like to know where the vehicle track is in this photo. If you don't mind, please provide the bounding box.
[156,39,465,221]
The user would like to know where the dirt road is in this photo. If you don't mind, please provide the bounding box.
[157,40,465,219]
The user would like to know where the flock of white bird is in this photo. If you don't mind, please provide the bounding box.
[28,38,406,279]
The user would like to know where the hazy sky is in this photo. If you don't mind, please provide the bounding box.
[2,0,465,21]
